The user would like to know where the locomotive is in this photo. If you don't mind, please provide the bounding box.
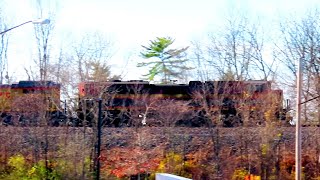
[77,80,290,127]
[0,81,63,126]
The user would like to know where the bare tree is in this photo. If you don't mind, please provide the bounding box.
[276,9,320,123]
[0,10,9,84]
[45,32,118,123]
[65,33,119,176]
[189,40,212,81]
[33,0,55,81]
[190,14,276,81]
[29,2,59,178]
[70,32,114,82]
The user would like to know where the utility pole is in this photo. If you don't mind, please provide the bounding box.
[295,56,302,180]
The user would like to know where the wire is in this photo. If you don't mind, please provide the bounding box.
[300,95,320,105]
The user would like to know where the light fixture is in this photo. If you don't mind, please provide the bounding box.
[0,18,50,35]
[31,18,50,25]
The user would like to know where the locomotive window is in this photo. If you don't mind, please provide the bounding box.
[255,85,263,92]
[23,89,29,94]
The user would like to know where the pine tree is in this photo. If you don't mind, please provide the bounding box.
[138,37,192,83]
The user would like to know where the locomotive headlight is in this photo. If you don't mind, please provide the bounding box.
[138,113,147,125]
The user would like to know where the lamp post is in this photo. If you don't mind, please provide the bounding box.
[0,18,50,35]
[0,18,50,84]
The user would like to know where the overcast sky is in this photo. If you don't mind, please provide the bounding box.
[2,0,320,81]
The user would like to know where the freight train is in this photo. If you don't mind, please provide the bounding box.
[77,80,290,127]
[0,80,290,127]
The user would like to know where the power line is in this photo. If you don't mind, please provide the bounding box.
[300,95,320,105]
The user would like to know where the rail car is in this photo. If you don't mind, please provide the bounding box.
[77,80,290,127]
[0,81,64,126]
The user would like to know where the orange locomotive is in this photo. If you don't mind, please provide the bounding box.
[77,80,290,127]
[0,81,62,126]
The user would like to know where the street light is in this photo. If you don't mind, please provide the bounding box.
[0,18,50,35]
